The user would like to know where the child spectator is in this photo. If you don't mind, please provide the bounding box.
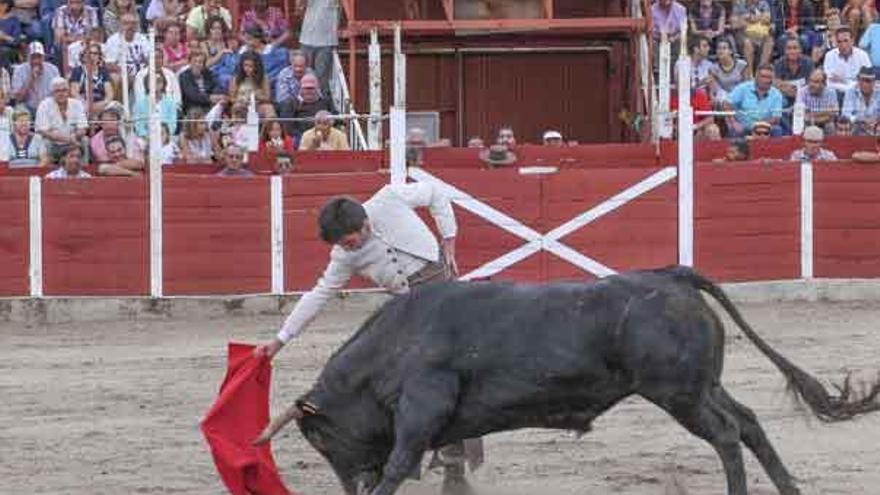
[259,120,295,154]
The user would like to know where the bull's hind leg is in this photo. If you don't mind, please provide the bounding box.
[370,371,462,495]
[657,397,748,495]
[713,386,801,495]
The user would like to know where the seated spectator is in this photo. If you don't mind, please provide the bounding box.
[701,123,722,140]
[179,107,214,162]
[731,0,774,76]
[707,39,749,103]
[841,66,880,134]
[186,0,230,40]
[542,130,564,146]
[90,103,143,162]
[53,0,99,72]
[242,25,288,81]
[467,136,485,148]
[161,22,188,73]
[160,122,179,165]
[216,144,254,177]
[749,120,772,139]
[496,126,517,149]
[35,77,87,157]
[671,79,715,135]
[689,0,728,52]
[67,26,104,72]
[278,73,334,140]
[789,125,838,161]
[203,16,238,92]
[133,71,178,138]
[145,0,188,31]
[841,0,875,40]
[861,18,880,72]
[832,114,853,135]
[97,134,145,176]
[104,13,150,82]
[6,108,48,167]
[70,41,114,117]
[229,51,271,111]
[239,0,290,47]
[103,0,139,37]
[180,50,225,114]
[715,138,750,161]
[0,0,22,69]
[46,144,90,178]
[259,120,295,154]
[774,36,813,108]
[12,0,41,45]
[690,35,713,88]
[299,110,350,151]
[823,26,872,96]
[134,47,182,108]
[781,0,822,64]
[724,64,784,137]
[11,41,60,113]
[274,50,313,105]
[796,68,840,130]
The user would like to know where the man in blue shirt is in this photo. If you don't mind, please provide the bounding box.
[724,64,785,137]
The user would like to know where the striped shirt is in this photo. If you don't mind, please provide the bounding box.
[796,85,839,117]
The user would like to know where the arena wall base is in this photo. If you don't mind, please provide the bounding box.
[4,280,880,326]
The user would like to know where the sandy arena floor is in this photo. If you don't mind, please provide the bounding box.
[1,299,879,495]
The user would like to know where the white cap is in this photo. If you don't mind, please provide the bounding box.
[543,130,563,140]
[28,41,45,57]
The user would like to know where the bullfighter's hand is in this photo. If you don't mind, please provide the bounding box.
[254,338,284,361]
[442,237,459,277]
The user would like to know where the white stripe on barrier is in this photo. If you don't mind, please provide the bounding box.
[28,176,42,297]
[801,162,814,279]
[271,176,285,294]
[409,167,677,279]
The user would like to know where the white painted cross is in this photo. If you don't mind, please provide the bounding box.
[408,166,678,280]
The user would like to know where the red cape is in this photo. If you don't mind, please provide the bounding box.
[201,342,294,495]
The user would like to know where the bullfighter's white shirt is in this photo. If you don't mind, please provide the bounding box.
[277,182,457,343]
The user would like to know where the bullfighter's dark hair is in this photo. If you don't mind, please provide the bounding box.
[319,196,367,244]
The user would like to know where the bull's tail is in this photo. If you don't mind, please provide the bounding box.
[667,265,880,422]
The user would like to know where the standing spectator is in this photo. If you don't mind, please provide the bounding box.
[179,50,224,115]
[278,72,333,140]
[179,107,214,162]
[228,50,271,109]
[53,0,99,72]
[69,40,114,117]
[542,130,564,146]
[185,0,230,40]
[133,71,178,138]
[275,50,313,105]
[11,41,59,113]
[796,68,840,130]
[731,0,774,76]
[298,0,340,96]
[45,144,90,178]
[242,26,288,81]
[774,37,813,107]
[6,108,48,167]
[134,47,182,107]
[0,0,22,69]
[689,0,728,51]
[103,0,138,37]
[859,18,880,74]
[35,77,87,156]
[841,66,880,134]
[239,0,290,47]
[789,125,838,161]
[216,144,254,177]
[690,35,713,88]
[104,12,150,81]
[161,22,188,73]
[724,64,784,136]
[707,39,750,103]
[259,120,295,154]
[823,26,872,97]
[299,110,349,151]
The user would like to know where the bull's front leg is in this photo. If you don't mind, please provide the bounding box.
[370,371,461,495]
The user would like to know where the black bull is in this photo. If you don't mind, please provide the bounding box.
[256,266,880,495]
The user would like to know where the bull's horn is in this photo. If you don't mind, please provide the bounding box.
[252,404,304,446]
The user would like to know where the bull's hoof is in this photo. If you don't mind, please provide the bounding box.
[441,478,475,495]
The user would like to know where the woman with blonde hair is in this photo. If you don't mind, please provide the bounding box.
[179,107,214,162]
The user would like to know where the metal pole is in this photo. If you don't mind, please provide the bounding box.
[676,18,693,267]
[393,22,406,109]
[658,32,671,139]
[121,38,132,158]
[148,29,163,297]
[368,28,382,150]
[390,106,406,184]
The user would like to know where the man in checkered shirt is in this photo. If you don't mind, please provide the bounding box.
[796,68,840,131]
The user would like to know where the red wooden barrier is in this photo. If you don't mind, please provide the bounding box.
[814,163,880,278]
[695,162,800,282]
[0,178,29,296]
[423,143,660,170]
[41,178,149,295]
[163,176,271,295]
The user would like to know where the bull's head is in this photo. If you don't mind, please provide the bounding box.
[255,387,393,495]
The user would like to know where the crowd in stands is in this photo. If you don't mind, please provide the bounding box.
[653,0,880,145]
[0,0,350,178]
